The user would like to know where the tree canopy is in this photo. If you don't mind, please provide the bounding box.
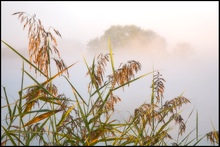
[87,25,167,54]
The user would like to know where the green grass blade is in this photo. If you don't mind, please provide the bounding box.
[62,75,88,106]
[178,128,195,145]
[190,134,206,146]
[2,87,12,122]
[1,40,47,77]
[112,71,154,91]
[2,125,17,146]
[27,117,50,145]
[56,105,75,127]
[108,39,115,74]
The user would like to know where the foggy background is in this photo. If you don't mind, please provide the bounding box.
[1,1,218,145]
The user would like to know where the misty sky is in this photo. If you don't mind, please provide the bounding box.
[1,1,219,145]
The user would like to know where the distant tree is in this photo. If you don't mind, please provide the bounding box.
[87,25,167,54]
[172,42,195,58]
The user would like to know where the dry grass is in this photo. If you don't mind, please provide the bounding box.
[12,12,68,78]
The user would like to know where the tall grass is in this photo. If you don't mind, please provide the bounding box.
[1,12,218,146]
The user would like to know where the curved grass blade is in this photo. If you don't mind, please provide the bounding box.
[24,109,61,127]
[1,40,47,77]
[21,62,77,92]
[56,105,75,127]
[13,109,57,118]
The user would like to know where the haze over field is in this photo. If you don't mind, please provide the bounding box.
[1,1,218,145]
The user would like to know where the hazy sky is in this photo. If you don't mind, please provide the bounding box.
[2,2,218,50]
[1,1,219,145]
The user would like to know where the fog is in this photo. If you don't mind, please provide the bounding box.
[1,1,218,145]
